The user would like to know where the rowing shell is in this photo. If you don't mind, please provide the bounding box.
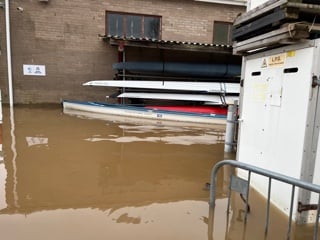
[83,80,240,94]
[117,92,239,104]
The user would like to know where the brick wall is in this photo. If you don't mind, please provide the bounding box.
[0,0,244,104]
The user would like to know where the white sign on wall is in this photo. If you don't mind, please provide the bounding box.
[23,64,46,76]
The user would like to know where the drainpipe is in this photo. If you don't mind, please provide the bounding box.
[5,0,13,106]
[118,41,125,105]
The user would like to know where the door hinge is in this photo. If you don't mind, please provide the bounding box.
[312,75,320,88]
[240,79,244,87]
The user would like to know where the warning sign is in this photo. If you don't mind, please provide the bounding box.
[268,53,286,67]
[261,59,268,68]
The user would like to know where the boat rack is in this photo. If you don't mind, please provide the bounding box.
[233,0,320,55]
[114,73,240,83]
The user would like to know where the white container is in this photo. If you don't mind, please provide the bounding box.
[237,39,320,223]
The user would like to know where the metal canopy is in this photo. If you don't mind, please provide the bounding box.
[101,35,234,54]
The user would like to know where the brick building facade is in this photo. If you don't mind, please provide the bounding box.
[0,0,245,104]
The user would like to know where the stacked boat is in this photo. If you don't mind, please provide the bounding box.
[63,62,241,125]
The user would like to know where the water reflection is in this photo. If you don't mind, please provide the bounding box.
[0,106,317,239]
[0,105,227,240]
[0,201,212,240]
[0,161,6,210]
[84,125,224,145]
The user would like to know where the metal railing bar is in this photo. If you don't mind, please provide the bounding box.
[287,185,296,240]
[210,160,320,207]
[227,175,232,215]
[265,177,272,235]
[314,194,320,240]
[244,171,251,224]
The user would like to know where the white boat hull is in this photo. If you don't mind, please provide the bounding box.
[83,80,240,94]
[62,100,226,125]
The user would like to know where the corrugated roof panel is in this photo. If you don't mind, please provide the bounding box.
[104,35,233,49]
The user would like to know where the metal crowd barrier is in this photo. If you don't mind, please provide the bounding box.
[209,159,320,240]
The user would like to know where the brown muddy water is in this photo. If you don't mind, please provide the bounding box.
[0,105,317,240]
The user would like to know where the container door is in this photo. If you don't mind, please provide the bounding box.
[237,44,317,221]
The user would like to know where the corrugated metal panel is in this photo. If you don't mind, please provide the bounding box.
[104,35,233,49]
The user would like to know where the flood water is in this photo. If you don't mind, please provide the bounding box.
[0,105,317,240]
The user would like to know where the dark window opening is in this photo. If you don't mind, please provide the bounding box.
[284,67,298,73]
[144,17,160,40]
[126,15,142,38]
[107,13,124,37]
[106,11,161,40]
[213,21,232,45]
[252,71,261,76]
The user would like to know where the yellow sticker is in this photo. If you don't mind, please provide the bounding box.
[287,51,296,57]
[268,53,286,67]
[253,83,268,102]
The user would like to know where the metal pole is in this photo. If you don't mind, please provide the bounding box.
[121,49,125,105]
[244,171,251,223]
[224,104,235,152]
[0,90,2,124]
[5,0,13,106]
[287,185,295,240]
[265,177,272,235]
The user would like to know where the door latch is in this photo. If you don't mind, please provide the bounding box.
[298,201,318,213]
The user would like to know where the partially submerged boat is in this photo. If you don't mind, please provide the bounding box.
[62,100,227,125]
